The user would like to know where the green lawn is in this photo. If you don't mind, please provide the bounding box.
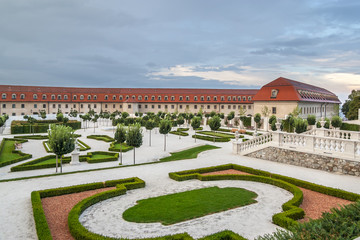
[123,186,257,225]
[87,135,114,142]
[43,139,90,152]
[108,142,133,152]
[160,145,220,162]
[196,131,237,139]
[0,140,27,165]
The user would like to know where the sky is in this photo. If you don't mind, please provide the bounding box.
[0,0,359,103]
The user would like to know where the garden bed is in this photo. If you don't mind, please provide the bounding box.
[0,138,32,167]
[87,135,115,142]
[160,145,220,162]
[43,139,90,153]
[108,142,133,152]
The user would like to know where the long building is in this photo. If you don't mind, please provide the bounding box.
[0,77,340,119]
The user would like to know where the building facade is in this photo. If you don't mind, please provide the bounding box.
[0,77,340,119]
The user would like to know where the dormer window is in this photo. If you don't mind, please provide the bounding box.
[112,95,116,100]
[51,94,55,100]
[119,95,123,100]
[58,95,62,100]
[227,96,231,101]
[207,96,210,101]
[42,94,47,100]
[221,96,224,101]
[80,95,84,100]
[32,94,37,100]
[238,96,242,101]
[138,96,142,100]
[186,96,190,101]
[151,95,155,100]
[73,95,77,100]
[164,96,168,101]
[21,94,25,99]
[194,96,198,101]
[94,95,97,100]
[243,96,246,101]
[2,93,6,99]
[144,95,148,100]
[214,96,217,101]
[12,94,16,99]
[64,95,68,100]
[125,95,129,100]
[132,95,136,100]
[87,95,91,100]
[179,96,183,101]
[200,96,204,101]
[233,96,236,101]
[248,96,252,101]
[271,89,279,98]
[158,96,161,101]
[171,96,175,101]
[104,95,109,100]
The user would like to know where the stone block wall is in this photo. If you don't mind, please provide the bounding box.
[246,147,360,176]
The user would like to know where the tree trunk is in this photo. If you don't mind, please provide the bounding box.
[149,130,151,146]
[164,134,166,151]
[94,123,96,133]
[133,148,135,165]
[120,143,122,164]
[213,130,215,143]
[55,155,58,173]
[195,131,197,143]
[60,155,63,173]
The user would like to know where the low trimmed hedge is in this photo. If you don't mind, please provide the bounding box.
[108,142,133,152]
[0,138,32,167]
[11,120,81,134]
[169,163,360,229]
[14,135,49,140]
[177,128,190,132]
[77,139,91,151]
[43,139,90,153]
[31,177,145,240]
[86,151,119,164]
[192,135,230,142]
[87,135,115,142]
[340,122,360,131]
[200,230,248,240]
[170,131,189,136]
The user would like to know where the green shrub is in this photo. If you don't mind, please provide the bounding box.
[13,135,48,140]
[200,230,248,240]
[87,135,114,142]
[0,138,32,168]
[340,122,360,131]
[192,135,230,142]
[10,120,81,134]
[169,131,189,136]
[108,142,133,152]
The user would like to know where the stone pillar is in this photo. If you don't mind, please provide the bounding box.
[70,140,81,165]
[263,117,269,132]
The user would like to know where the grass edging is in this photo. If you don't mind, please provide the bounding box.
[169,163,360,229]
[31,177,145,240]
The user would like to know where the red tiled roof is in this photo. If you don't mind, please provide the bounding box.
[253,77,340,103]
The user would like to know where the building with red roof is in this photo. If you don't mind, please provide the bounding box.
[0,77,340,119]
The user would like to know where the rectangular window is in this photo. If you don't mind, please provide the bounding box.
[53,104,56,108]
[73,104,76,108]
[12,113,16,116]
[12,104,15,108]
[171,105,174,109]
[65,104,68,108]
[34,104,38,108]
[221,105,224,109]
[152,105,155,109]
[128,104,131,109]
[88,104,91,108]
[207,105,210,109]
[179,105,182,109]
[105,104,108,109]
[194,105,198,109]
[272,107,277,114]
[228,105,231,109]
[113,104,115,108]
[120,105,122,108]
[233,105,236,109]
[214,105,217,109]
[145,105,148,109]
[138,104,141,108]
[21,104,25,108]
[165,105,168,109]
[158,105,161,109]
[94,104,97,108]
[81,104,83,108]
[248,105,251,109]
[43,104,46,108]
[58,104,61,108]
[2,104,5,108]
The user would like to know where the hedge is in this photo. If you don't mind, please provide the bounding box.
[0,138,32,167]
[86,151,119,164]
[177,128,189,132]
[13,135,49,140]
[169,131,189,136]
[192,135,230,142]
[87,135,115,142]
[31,177,145,240]
[11,120,81,134]
[77,139,91,151]
[169,163,360,229]
[108,142,133,152]
[340,122,360,131]
[199,230,248,240]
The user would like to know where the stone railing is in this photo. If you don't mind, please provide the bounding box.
[276,132,360,160]
[232,133,272,154]
[323,129,360,140]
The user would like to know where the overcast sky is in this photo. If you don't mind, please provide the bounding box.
[0,0,359,103]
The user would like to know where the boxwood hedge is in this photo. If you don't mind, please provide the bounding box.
[0,138,32,167]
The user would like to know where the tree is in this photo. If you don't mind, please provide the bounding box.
[122,112,129,119]
[56,112,64,122]
[126,124,143,164]
[261,106,271,118]
[69,109,78,118]
[145,119,156,146]
[208,116,221,142]
[342,90,360,118]
[114,124,127,164]
[191,117,201,143]
[159,119,172,151]
[331,116,342,129]
[227,111,235,126]
[254,113,261,129]
[39,110,47,120]
[177,117,184,127]
[347,96,360,120]
[91,114,99,133]
[24,115,37,135]
[291,106,301,117]
[294,117,308,134]
[48,124,75,173]
[307,115,316,126]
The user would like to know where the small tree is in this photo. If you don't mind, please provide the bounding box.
[177,117,185,127]
[48,124,75,173]
[69,109,78,119]
[261,106,271,118]
[91,114,99,133]
[126,124,143,164]
[122,112,129,119]
[294,117,308,134]
[307,115,316,126]
[331,116,342,129]
[145,119,156,146]
[114,124,127,164]
[56,112,64,122]
[269,115,277,131]
[208,116,221,142]
[159,119,172,151]
[291,106,301,117]
[254,113,262,131]
[191,117,201,143]
[24,115,37,135]
[227,111,235,126]
[39,110,47,120]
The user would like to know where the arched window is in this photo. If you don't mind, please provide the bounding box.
[227,96,231,101]
[132,95,136,100]
[2,93,6,99]
[233,96,236,101]
[104,95,108,100]
[144,95,148,100]
[119,95,123,100]
[179,96,183,101]
[64,95,68,100]
[57,95,61,100]
[42,94,47,100]
[87,95,91,100]
[73,95,77,100]
[51,94,55,100]
[238,96,242,101]
[194,96,198,101]
[151,95,155,100]
[158,96,161,101]
[80,95,84,100]
[12,94,16,99]
[207,96,210,101]
[138,95,142,100]
[164,96,168,101]
[20,94,25,99]
[221,96,225,101]
[171,96,175,101]
[32,94,37,100]
[248,96,252,101]
[243,96,246,101]
[112,95,116,100]
[125,95,129,100]
[94,95,97,100]
[214,96,218,101]
[200,96,204,101]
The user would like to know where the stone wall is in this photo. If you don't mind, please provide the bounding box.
[246,147,360,176]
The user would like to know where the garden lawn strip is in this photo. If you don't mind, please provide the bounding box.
[201,169,355,223]
[160,145,220,162]
[41,187,115,240]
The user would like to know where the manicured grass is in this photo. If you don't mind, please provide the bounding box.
[108,142,133,152]
[14,135,49,140]
[160,145,220,162]
[197,130,238,139]
[123,186,257,225]
[43,139,90,152]
[87,135,114,142]
[0,139,32,167]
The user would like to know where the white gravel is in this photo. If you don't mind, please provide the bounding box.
[0,122,359,240]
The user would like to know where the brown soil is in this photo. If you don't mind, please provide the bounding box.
[41,187,115,240]
[201,170,353,222]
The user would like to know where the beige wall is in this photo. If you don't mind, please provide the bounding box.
[253,101,298,118]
